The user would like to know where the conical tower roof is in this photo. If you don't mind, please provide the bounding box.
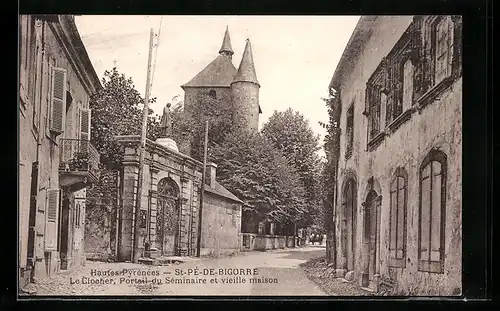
[232,39,260,86]
[219,26,234,56]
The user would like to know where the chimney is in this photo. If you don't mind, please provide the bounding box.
[205,162,217,187]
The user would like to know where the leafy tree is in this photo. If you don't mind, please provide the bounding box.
[261,108,323,229]
[176,93,234,161]
[209,129,307,233]
[90,67,161,169]
[319,87,342,264]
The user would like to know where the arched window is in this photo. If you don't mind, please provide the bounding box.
[157,178,179,199]
[389,167,408,268]
[418,149,447,273]
[208,89,216,99]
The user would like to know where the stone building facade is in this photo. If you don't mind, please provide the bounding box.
[19,15,101,288]
[329,16,462,295]
[181,27,262,133]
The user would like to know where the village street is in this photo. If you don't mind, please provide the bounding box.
[25,245,328,296]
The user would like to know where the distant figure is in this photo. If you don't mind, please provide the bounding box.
[159,102,173,138]
[319,234,324,245]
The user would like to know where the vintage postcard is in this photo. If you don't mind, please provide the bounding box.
[18,15,462,297]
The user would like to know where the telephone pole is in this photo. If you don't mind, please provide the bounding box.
[132,28,155,263]
[196,120,209,257]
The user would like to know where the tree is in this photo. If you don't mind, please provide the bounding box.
[181,93,234,161]
[90,67,160,170]
[209,129,307,233]
[319,87,342,265]
[261,108,323,229]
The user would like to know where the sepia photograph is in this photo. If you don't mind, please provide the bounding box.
[18,14,463,297]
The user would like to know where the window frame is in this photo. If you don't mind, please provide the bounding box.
[418,148,447,274]
[345,103,354,159]
[385,24,414,131]
[388,167,408,268]
[415,15,461,109]
[365,59,388,151]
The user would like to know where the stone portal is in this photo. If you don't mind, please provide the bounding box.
[115,135,203,261]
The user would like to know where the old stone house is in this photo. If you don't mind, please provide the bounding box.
[201,162,243,256]
[19,15,102,288]
[329,16,462,295]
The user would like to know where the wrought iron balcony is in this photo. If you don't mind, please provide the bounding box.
[59,139,101,189]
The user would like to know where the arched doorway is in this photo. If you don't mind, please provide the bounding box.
[341,178,357,271]
[155,178,180,256]
[362,189,380,288]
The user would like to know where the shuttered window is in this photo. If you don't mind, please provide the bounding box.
[49,67,67,134]
[345,104,354,159]
[418,149,447,273]
[402,59,413,111]
[45,189,60,251]
[388,167,408,268]
[435,16,454,85]
[79,108,91,140]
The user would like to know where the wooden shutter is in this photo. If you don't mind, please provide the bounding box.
[79,107,91,141]
[45,189,60,251]
[420,164,431,260]
[445,16,454,79]
[389,180,397,256]
[396,177,405,258]
[49,67,67,134]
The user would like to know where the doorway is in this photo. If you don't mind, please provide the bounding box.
[362,190,380,288]
[341,178,357,271]
[155,178,180,256]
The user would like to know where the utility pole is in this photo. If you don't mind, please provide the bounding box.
[132,28,155,263]
[196,120,209,257]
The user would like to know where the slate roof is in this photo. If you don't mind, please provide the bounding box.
[231,39,260,86]
[181,54,237,89]
[204,181,243,204]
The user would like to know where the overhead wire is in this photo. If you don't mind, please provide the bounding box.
[149,16,163,96]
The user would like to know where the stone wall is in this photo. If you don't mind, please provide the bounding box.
[84,169,120,261]
[183,87,233,115]
[333,16,462,295]
[201,194,241,256]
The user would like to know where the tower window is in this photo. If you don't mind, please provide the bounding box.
[208,90,216,99]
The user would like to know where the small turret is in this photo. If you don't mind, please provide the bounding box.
[231,39,261,133]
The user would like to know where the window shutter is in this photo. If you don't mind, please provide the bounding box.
[420,164,431,260]
[50,67,67,134]
[389,181,397,254]
[45,189,60,251]
[446,16,454,79]
[79,108,91,141]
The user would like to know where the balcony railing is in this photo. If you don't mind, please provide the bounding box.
[59,139,100,181]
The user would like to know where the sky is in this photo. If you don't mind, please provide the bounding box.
[75,15,360,157]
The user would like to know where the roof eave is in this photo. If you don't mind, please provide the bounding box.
[204,186,243,204]
[230,80,260,87]
[329,16,377,91]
